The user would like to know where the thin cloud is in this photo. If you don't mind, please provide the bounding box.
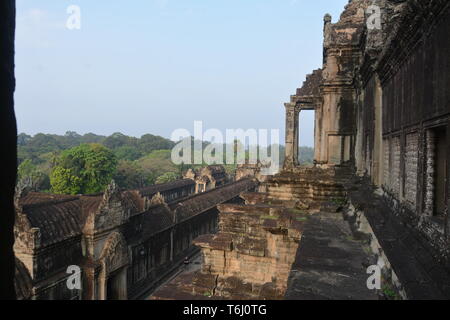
[155,0,169,9]
[16,8,65,49]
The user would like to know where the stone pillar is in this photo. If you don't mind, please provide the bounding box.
[372,76,383,186]
[283,103,300,170]
[82,267,96,300]
[99,267,106,300]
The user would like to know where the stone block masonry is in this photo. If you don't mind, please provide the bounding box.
[345,178,450,300]
[152,193,305,300]
[153,0,450,300]
[195,204,302,292]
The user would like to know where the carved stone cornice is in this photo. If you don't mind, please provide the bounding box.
[289,95,322,111]
[284,102,301,114]
[377,0,450,85]
[321,82,355,94]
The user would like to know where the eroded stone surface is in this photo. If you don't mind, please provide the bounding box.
[152,194,306,300]
[285,211,378,300]
[152,168,380,300]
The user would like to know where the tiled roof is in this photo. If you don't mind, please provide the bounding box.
[21,196,83,247]
[20,192,78,206]
[16,178,255,248]
[173,178,257,222]
[138,179,195,197]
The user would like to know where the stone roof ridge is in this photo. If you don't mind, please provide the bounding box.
[296,68,323,97]
[172,178,258,221]
[14,178,32,212]
[99,179,120,208]
[21,196,80,211]
[149,192,166,206]
[204,164,226,173]
[137,178,195,197]
[337,0,371,25]
[324,0,373,49]
[322,0,368,26]
[179,178,255,202]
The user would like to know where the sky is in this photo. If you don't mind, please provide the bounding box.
[15,0,348,147]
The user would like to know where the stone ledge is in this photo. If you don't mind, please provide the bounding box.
[345,178,450,300]
[285,211,378,300]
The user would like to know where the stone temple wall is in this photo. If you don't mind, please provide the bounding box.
[195,203,302,296]
[152,192,305,300]
[357,0,450,265]
[283,0,450,267]
[183,0,450,300]
[4,0,450,300]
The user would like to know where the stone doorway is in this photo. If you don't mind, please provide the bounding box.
[99,232,129,300]
[298,110,315,166]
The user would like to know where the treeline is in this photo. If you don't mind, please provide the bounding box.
[299,147,314,165]
[18,131,175,163]
[17,132,314,195]
[17,132,180,194]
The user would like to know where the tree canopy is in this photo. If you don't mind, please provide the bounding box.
[50,144,117,195]
[18,132,180,193]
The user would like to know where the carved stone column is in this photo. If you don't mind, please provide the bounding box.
[82,266,96,300]
[284,103,300,170]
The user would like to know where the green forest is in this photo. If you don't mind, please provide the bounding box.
[17,132,314,195]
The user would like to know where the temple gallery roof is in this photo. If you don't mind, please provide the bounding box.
[200,165,227,181]
[138,179,195,197]
[125,205,174,244]
[15,177,256,249]
[184,165,228,184]
[19,193,83,247]
[172,178,257,222]
[127,178,257,241]
[296,69,322,97]
[203,165,226,175]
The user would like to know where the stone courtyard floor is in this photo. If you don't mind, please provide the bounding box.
[146,254,202,300]
[151,210,380,300]
[285,211,378,300]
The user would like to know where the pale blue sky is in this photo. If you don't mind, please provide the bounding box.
[15,0,348,147]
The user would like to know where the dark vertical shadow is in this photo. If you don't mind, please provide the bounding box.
[0,0,17,300]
